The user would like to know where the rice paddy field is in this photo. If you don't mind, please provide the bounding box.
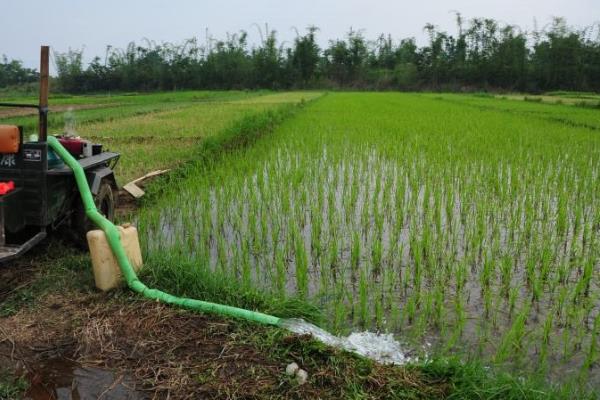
[135,92,600,389]
[497,92,600,108]
[2,90,599,392]
[0,91,318,182]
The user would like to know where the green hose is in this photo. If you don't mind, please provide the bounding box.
[48,136,281,326]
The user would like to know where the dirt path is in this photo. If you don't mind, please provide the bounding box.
[0,104,112,119]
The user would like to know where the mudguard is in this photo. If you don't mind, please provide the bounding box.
[87,167,117,195]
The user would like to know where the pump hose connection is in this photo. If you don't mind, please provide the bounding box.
[48,136,281,326]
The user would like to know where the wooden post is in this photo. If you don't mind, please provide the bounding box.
[39,46,49,141]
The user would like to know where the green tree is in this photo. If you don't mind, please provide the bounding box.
[290,26,320,87]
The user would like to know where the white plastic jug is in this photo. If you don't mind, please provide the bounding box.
[87,223,143,291]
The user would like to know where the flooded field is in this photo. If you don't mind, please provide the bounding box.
[140,92,600,385]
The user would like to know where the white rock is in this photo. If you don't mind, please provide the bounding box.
[285,362,299,376]
[296,369,308,385]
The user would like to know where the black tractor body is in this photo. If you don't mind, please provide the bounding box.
[0,46,120,263]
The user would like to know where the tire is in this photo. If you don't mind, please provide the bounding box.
[72,180,116,247]
[95,182,116,221]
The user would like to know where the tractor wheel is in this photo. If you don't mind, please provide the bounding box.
[72,180,116,247]
[95,182,116,221]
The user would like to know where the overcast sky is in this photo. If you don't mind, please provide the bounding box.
[1,0,598,70]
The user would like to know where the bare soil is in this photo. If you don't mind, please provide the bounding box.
[0,104,110,119]
[0,292,283,399]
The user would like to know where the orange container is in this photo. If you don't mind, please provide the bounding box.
[0,125,19,154]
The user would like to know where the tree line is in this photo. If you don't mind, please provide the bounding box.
[2,16,600,93]
[0,56,38,88]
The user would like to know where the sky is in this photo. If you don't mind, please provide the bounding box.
[1,0,598,71]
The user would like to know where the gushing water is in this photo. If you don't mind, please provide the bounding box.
[64,107,77,137]
[280,318,414,365]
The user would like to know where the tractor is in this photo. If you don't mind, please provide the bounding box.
[0,46,120,262]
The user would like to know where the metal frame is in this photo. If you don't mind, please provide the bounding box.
[0,186,46,262]
[0,231,46,263]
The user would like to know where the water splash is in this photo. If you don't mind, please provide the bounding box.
[280,318,414,365]
[64,107,77,137]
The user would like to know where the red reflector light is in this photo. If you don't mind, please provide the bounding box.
[0,181,15,195]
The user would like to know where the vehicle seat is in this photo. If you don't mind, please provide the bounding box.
[0,125,20,154]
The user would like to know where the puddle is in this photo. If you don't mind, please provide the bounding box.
[25,358,145,400]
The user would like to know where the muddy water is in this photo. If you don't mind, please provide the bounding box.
[26,359,144,400]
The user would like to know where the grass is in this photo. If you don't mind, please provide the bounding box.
[437,92,600,129]
[79,100,284,183]
[0,91,320,184]
[419,358,592,400]
[0,369,27,400]
[0,241,95,317]
[495,92,600,108]
[0,90,264,184]
[142,254,323,323]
